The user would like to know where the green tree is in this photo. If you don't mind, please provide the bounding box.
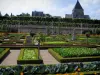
[4,13,9,17]
[86,32,90,44]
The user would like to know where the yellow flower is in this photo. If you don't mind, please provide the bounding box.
[63,73,69,75]
[77,68,81,72]
[80,73,84,75]
[20,72,23,75]
[94,72,97,75]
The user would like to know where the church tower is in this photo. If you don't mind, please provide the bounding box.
[72,0,84,18]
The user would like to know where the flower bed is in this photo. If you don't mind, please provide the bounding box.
[48,47,100,62]
[17,48,43,64]
[0,48,10,62]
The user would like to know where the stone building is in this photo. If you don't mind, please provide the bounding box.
[65,0,90,19]
[17,0,93,34]
[32,11,44,17]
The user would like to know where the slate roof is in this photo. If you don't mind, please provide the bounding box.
[74,0,83,10]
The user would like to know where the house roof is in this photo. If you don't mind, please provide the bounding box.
[73,0,83,10]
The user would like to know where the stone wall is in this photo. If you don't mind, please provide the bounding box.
[17,25,97,34]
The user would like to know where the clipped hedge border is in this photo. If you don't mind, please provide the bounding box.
[17,48,43,64]
[0,65,100,74]
[0,48,10,63]
[42,44,97,48]
[48,48,100,63]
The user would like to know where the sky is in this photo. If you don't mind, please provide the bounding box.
[0,0,100,20]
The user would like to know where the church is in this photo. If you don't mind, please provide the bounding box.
[65,0,90,19]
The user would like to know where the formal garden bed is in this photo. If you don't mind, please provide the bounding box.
[0,33,27,46]
[0,62,100,74]
[48,47,100,62]
[0,48,10,63]
[0,33,100,74]
[33,34,100,46]
[17,48,43,64]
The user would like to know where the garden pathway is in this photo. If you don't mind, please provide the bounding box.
[0,50,59,65]
[40,50,60,64]
[0,50,20,66]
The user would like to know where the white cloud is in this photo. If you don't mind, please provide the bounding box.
[80,0,100,7]
[79,0,100,19]
[0,0,100,19]
[0,0,74,17]
[0,0,54,15]
[96,9,100,14]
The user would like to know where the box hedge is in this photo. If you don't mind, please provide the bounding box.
[17,48,43,64]
[0,48,10,63]
[48,48,100,62]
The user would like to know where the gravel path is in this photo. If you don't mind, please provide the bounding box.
[40,50,59,64]
[0,50,20,66]
[0,50,59,65]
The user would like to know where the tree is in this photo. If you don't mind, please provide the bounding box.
[30,32,35,37]
[86,32,90,44]
[19,13,30,17]
[4,13,9,17]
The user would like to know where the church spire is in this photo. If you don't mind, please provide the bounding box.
[73,0,83,10]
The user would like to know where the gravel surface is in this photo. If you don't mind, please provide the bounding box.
[0,49,59,65]
[40,50,59,64]
[0,50,20,66]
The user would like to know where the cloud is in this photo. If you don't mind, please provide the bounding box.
[80,0,100,6]
[79,0,100,19]
[0,0,54,15]
[0,0,100,19]
[0,0,74,17]
[96,9,100,14]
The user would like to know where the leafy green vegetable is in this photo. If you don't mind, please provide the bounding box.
[53,47,100,58]
[22,48,37,60]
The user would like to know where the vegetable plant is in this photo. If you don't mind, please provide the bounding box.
[53,47,100,58]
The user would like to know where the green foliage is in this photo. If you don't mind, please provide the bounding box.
[8,33,25,39]
[44,35,68,42]
[53,47,100,58]
[0,48,10,59]
[18,48,24,60]
[78,37,100,44]
[0,16,100,24]
[0,62,100,74]
[22,48,37,60]
[17,48,43,64]
[43,41,68,45]
[39,33,46,42]
[0,48,4,53]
